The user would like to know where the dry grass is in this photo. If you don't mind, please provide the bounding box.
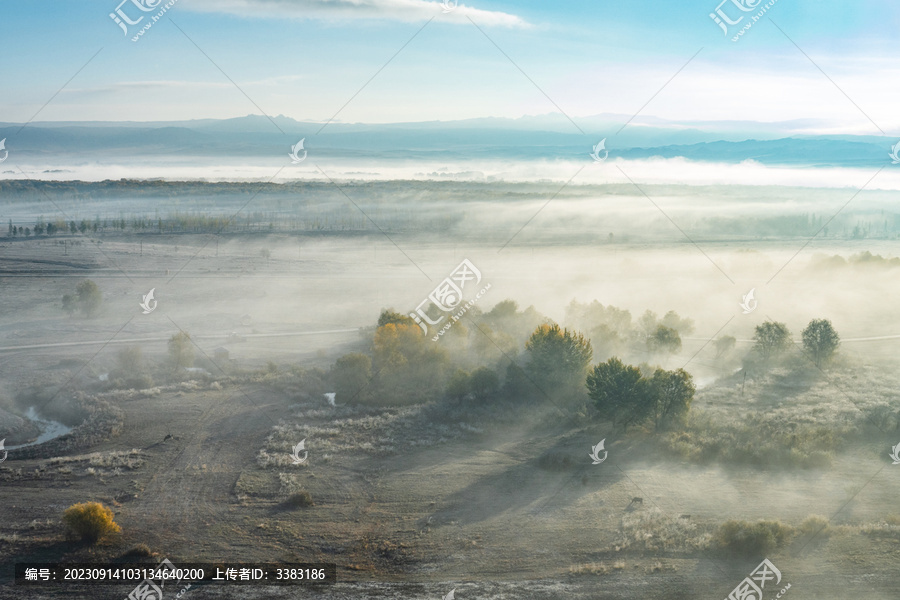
[615,508,712,553]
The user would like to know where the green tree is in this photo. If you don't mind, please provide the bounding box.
[372,321,448,404]
[714,335,736,359]
[752,321,791,361]
[70,221,77,234]
[112,346,152,389]
[469,367,499,400]
[446,369,471,401]
[75,279,103,317]
[115,346,144,375]
[660,310,695,335]
[24,227,31,237]
[168,331,194,369]
[586,357,652,431]
[648,368,695,431]
[330,352,373,403]
[647,325,682,354]
[801,319,840,368]
[525,324,593,402]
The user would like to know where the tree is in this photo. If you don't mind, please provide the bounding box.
[714,335,736,359]
[469,367,499,400]
[647,325,682,354]
[648,368,695,431]
[75,279,103,317]
[660,310,695,335]
[802,319,840,368]
[168,331,194,369]
[11,225,17,236]
[7,219,11,236]
[112,346,152,389]
[586,357,652,431]
[24,227,31,237]
[115,346,144,374]
[525,324,593,401]
[446,369,471,401]
[372,321,448,404]
[70,221,77,234]
[752,321,791,361]
[377,309,415,328]
[330,352,373,403]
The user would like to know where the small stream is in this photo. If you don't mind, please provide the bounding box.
[6,406,73,450]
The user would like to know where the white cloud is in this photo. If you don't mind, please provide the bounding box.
[179,0,529,27]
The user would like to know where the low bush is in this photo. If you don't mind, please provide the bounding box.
[62,502,121,543]
[286,491,314,507]
[715,519,794,557]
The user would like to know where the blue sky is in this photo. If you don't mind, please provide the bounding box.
[1,0,898,132]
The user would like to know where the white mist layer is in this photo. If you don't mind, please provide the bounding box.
[5,157,900,190]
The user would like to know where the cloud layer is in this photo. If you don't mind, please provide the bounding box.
[180,0,528,27]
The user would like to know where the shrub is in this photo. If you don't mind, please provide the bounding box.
[799,514,830,537]
[715,519,794,557]
[121,543,154,558]
[62,502,121,543]
[286,491,314,507]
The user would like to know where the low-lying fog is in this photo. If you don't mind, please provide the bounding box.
[5,157,900,190]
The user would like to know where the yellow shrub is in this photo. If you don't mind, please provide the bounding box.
[62,502,121,543]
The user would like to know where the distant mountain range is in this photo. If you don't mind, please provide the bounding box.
[0,114,894,167]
